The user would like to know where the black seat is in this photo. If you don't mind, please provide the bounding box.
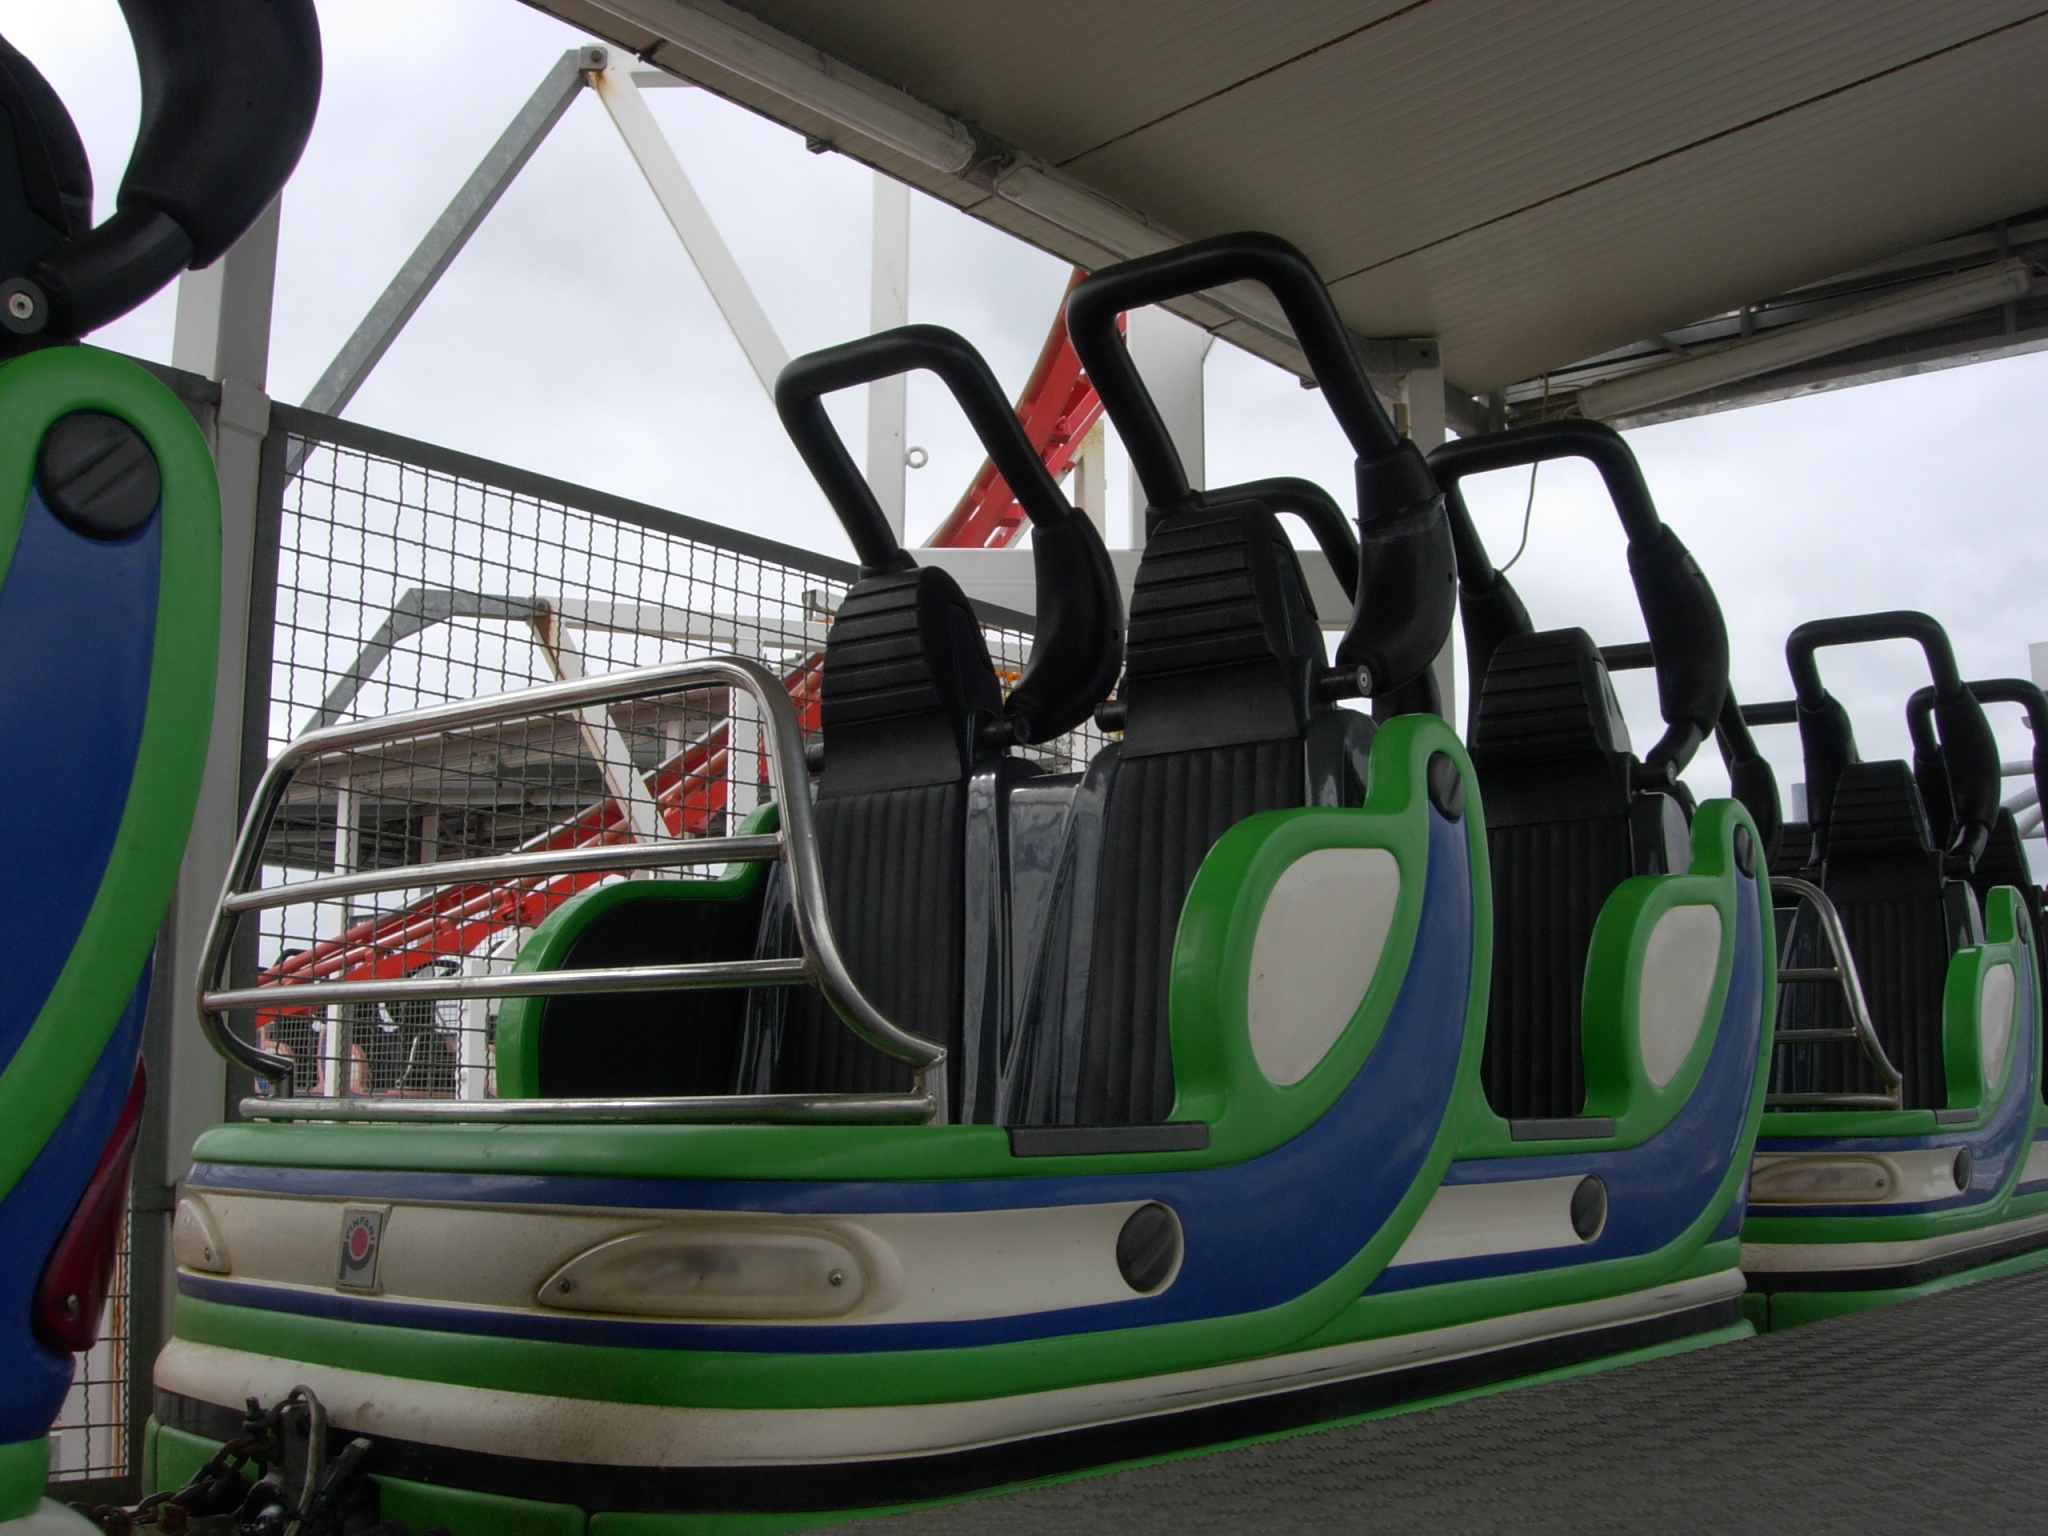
[1429,421,1728,1122]
[1466,630,1655,1118]
[1031,232,1452,1126]
[748,327,1122,1106]
[1072,498,1334,1122]
[1774,613,2001,1109]
[524,327,1120,1112]
[743,563,1003,1094]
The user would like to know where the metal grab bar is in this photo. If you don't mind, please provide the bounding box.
[220,834,783,914]
[1766,875,1902,1110]
[197,654,950,1123]
[205,956,813,1013]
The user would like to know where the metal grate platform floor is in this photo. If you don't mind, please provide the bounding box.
[856,1268,2048,1534]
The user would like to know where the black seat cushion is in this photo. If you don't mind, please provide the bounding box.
[1066,500,1325,1124]
[1783,759,1955,1109]
[747,564,1000,1096]
[1469,629,1636,1121]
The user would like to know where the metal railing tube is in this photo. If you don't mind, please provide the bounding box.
[221,833,783,915]
[195,654,950,1121]
[1767,874,1903,1109]
[205,955,812,1012]
[739,654,952,1120]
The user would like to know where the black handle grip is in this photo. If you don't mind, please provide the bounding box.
[1429,419,1726,774]
[1921,677,2048,847]
[776,324,1083,574]
[1428,419,1662,552]
[776,324,1123,743]
[1716,690,1783,867]
[4,0,322,350]
[1066,231,1420,514]
[1791,612,1998,871]
[1787,611,1966,706]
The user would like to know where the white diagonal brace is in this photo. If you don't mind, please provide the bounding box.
[593,55,789,396]
[531,607,671,844]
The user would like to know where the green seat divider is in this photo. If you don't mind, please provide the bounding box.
[495,802,781,1098]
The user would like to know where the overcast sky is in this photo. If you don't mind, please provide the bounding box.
[9,0,2047,849]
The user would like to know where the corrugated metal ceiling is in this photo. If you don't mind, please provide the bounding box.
[530,0,2048,396]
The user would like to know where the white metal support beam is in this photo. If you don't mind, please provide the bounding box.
[867,173,911,540]
[531,607,671,844]
[1394,350,1458,728]
[1124,305,1212,534]
[593,54,789,396]
[162,192,281,1290]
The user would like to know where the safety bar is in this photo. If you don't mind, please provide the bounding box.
[1766,875,1902,1110]
[198,655,948,1125]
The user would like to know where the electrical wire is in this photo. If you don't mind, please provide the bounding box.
[1500,461,1538,572]
[1498,373,1550,573]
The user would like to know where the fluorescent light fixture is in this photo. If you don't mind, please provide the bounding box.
[592,0,977,174]
[1581,260,2036,418]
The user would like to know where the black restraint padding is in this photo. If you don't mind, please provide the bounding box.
[533,886,766,1097]
[1120,501,1322,758]
[1011,512,1123,744]
[1077,740,1305,1123]
[0,35,92,280]
[1626,524,1727,769]
[1975,807,2035,897]
[1796,691,1859,850]
[1469,629,1637,1120]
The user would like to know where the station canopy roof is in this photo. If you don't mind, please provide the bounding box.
[529,0,2048,429]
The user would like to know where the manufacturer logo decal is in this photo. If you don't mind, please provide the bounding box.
[336,1206,386,1293]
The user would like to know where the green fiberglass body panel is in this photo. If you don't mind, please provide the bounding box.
[1743,885,2048,1322]
[160,717,1773,1518]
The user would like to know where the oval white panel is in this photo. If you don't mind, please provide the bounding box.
[1247,846,1400,1086]
[1637,904,1723,1087]
[539,1224,869,1319]
[1980,961,2015,1095]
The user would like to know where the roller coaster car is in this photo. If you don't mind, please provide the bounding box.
[158,236,1759,1531]
[0,6,318,1530]
[1740,614,2044,1329]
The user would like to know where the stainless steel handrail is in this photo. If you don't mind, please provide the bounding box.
[1766,875,1903,1111]
[221,834,783,914]
[206,956,812,1012]
[197,655,950,1123]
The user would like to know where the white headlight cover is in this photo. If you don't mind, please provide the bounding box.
[538,1222,869,1318]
